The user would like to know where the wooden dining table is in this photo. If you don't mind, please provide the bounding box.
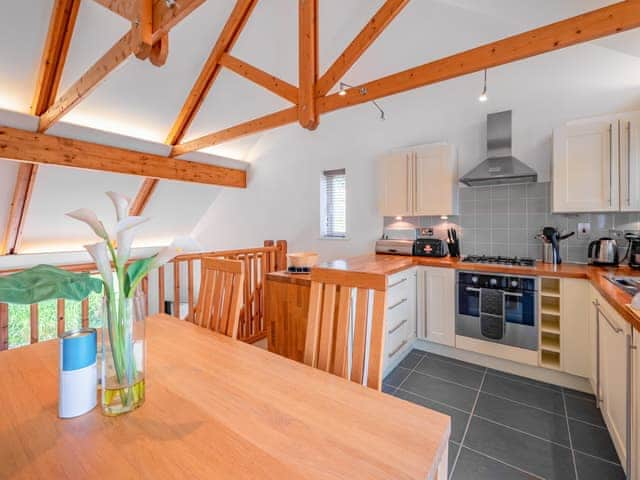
[0,314,450,479]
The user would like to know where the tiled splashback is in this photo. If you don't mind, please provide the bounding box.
[383,182,640,264]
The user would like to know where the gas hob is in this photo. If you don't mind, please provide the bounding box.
[461,255,536,267]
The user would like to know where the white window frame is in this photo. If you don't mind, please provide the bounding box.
[320,168,347,239]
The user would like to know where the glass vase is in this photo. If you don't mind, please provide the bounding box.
[101,290,146,416]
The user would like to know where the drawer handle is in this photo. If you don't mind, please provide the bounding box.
[388,340,408,358]
[388,278,407,288]
[388,298,407,310]
[388,318,408,334]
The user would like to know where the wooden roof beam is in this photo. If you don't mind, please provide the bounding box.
[219,53,298,104]
[318,0,640,115]
[129,178,159,216]
[2,165,38,255]
[165,0,258,145]
[298,0,318,130]
[171,107,297,157]
[0,127,247,188]
[315,0,409,97]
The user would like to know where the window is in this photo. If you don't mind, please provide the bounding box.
[321,168,347,238]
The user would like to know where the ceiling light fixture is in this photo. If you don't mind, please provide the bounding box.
[478,69,488,103]
[338,82,386,121]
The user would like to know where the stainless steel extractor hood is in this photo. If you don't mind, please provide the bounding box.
[460,110,538,187]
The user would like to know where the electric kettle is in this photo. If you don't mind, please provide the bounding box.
[588,238,619,266]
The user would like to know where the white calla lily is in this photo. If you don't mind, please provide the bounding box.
[106,191,131,221]
[115,216,149,235]
[85,242,113,294]
[149,236,202,270]
[67,208,109,240]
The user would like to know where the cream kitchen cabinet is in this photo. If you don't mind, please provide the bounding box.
[417,267,455,347]
[590,289,635,476]
[553,110,640,213]
[379,143,458,217]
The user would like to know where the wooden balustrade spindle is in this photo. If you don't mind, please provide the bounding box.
[0,303,8,350]
[30,304,39,344]
[57,299,65,336]
[158,265,165,314]
[142,275,149,316]
[188,259,194,322]
[81,298,89,328]
[174,261,181,318]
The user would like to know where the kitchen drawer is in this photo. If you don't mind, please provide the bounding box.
[386,319,409,361]
[387,270,413,306]
[387,297,410,332]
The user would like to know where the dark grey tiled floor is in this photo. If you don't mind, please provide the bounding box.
[383,349,625,480]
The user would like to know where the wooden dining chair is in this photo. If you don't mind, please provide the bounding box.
[303,268,387,390]
[193,257,244,339]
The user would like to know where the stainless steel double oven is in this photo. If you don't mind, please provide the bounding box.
[455,271,538,351]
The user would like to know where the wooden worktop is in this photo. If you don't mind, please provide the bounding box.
[0,314,450,479]
[266,254,640,331]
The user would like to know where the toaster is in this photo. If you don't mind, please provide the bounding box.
[414,238,448,257]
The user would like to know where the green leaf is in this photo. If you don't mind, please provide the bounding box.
[0,265,103,304]
[125,257,154,297]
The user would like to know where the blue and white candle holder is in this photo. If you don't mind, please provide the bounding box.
[59,328,97,418]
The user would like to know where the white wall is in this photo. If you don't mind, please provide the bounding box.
[192,42,640,261]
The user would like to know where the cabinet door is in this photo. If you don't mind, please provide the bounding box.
[379,152,411,216]
[414,144,459,216]
[560,279,590,377]
[553,120,619,212]
[423,267,455,346]
[619,112,640,212]
[599,302,630,467]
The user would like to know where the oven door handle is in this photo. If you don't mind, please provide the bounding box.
[503,291,523,298]
[465,287,481,293]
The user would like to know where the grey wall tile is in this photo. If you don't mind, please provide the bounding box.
[491,214,508,228]
[460,202,476,215]
[492,229,509,243]
[491,185,508,199]
[477,229,491,243]
[527,197,547,214]
[509,214,527,229]
[459,187,476,203]
[460,215,476,229]
[476,187,491,203]
[509,229,528,244]
[491,197,509,214]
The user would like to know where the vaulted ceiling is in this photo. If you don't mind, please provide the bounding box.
[1,0,640,255]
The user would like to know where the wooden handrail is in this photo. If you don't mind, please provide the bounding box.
[0,239,288,349]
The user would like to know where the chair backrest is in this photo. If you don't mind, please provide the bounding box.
[193,257,244,339]
[303,268,387,390]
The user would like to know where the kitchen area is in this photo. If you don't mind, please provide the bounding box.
[265,109,640,480]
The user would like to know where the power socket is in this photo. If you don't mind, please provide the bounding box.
[609,229,624,240]
[577,223,591,240]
